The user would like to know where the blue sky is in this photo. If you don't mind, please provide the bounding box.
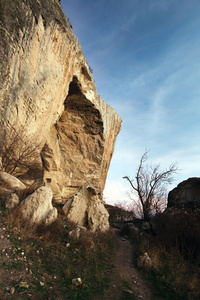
[61,0,200,205]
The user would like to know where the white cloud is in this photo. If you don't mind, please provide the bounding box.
[103,180,132,205]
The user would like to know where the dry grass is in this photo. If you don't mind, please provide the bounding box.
[4,208,118,299]
[133,209,200,300]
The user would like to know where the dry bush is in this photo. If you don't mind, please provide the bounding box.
[136,209,200,299]
[36,216,65,240]
[154,209,200,260]
[7,206,31,230]
[0,122,40,177]
[138,236,200,299]
[4,202,119,299]
[74,228,118,255]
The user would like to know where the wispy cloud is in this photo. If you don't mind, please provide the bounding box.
[104,180,132,205]
[63,0,200,205]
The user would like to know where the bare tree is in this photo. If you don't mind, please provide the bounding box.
[0,122,41,177]
[123,150,178,221]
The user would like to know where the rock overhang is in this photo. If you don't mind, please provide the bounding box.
[0,0,122,199]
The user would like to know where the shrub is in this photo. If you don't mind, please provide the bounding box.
[133,209,200,299]
[154,209,200,260]
[0,122,40,177]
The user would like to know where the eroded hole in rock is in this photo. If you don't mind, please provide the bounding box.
[81,66,92,81]
[41,76,105,197]
[63,76,104,136]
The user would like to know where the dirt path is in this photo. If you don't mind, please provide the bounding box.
[94,233,154,300]
[115,237,153,300]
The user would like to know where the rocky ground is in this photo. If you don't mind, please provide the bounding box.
[0,209,153,300]
[0,210,37,299]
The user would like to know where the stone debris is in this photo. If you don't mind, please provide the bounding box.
[19,281,29,289]
[72,277,82,287]
[69,227,84,240]
[10,287,15,294]
[137,253,152,270]
[123,289,133,294]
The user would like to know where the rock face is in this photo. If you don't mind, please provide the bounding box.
[0,0,122,199]
[63,182,109,232]
[19,186,57,225]
[168,178,200,209]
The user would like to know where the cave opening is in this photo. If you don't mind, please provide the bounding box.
[41,76,105,197]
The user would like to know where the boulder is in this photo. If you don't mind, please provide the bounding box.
[63,182,109,232]
[69,226,86,240]
[72,278,82,287]
[137,253,152,270]
[0,172,26,192]
[19,186,57,225]
[168,178,200,209]
[5,193,20,210]
[87,195,110,232]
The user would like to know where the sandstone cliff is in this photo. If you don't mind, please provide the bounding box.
[0,0,121,198]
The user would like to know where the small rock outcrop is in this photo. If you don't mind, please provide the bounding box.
[168,178,200,209]
[63,182,109,232]
[19,186,57,225]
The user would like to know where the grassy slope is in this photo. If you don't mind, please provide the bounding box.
[0,208,136,300]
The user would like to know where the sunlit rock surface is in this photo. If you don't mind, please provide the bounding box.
[0,0,121,198]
